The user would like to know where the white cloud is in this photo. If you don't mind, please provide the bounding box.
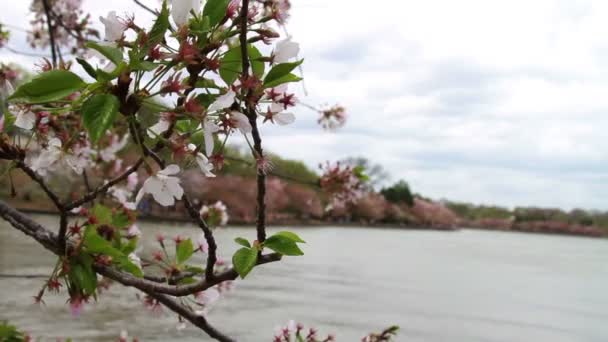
[2,0,608,209]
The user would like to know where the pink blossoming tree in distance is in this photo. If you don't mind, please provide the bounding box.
[0,0,395,340]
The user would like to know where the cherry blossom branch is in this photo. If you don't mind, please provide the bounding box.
[94,253,281,296]
[239,0,267,244]
[14,160,69,251]
[146,292,235,342]
[15,161,64,210]
[139,143,220,281]
[0,199,61,255]
[40,0,57,67]
[3,46,57,58]
[65,159,144,210]
[48,9,93,43]
[133,0,158,16]
[0,198,281,297]
[0,200,253,341]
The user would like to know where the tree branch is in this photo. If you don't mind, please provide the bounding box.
[133,0,158,16]
[147,292,236,342]
[41,0,57,67]
[65,159,144,210]
[239,0,267,244]
[16,161,64,211]
[141,144,220,281]
[95,253,280,296]
[0,200,280,341]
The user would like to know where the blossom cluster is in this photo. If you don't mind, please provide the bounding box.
[0,0,382,340]
[318,104,347,130]
[273,320,335,342]
[0,63,19,100]
[319,162,367,210]
[27,0,99,54]
[199,200,230,227]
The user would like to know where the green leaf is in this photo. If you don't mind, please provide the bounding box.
[147,0,170,47]
[263,60,303,87]
[132,60,160,72]
[275,231,305,243]
[184,265,205,274]
[112,211,131,229]
[195,93,218,107]
[353,165,370,182]
[175,119,199,133]
[91,204,113,225]
[81,94,120,144]
[121,238,138,255]
[96,61,127,82]
[263,73,302,89]
[9,70,86,104]
[69,255,97,295]
[83,226,124,258]
[195,78,221,89]
[2,111,15,132]
[234,237,251,248]
[116,255,143,278]
[219,44,265,85]
[86,42,124,65]
[0,321,25,340]
[177,276,197,285]
[263,235,304,256]
[203,0,230,27]
[176,239,195,264]
[76,57,98,79]
[232,247,258,278]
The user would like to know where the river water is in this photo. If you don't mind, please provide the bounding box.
[1,215,608,341]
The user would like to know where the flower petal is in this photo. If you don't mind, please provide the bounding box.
[159,164,181,176]
[15,110,36,130]
[208,90,236,112]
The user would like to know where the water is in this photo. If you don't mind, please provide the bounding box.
[1,215,608,341]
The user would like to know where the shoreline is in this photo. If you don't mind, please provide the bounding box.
[11,206,607,239]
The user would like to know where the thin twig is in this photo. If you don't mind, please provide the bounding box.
[66,159,144,210]
[40,0,57,67]
[3,46,55,58]
[239,0,267,244]
[16,161,63,210]
[147,292,236,342]
[133,0,158,16]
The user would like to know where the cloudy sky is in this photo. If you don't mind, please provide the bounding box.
[2,0,608,210]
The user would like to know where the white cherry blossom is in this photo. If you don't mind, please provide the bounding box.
[136,164,184,206]
[266,103,295,125]
[188,144,215,177]
[203,118,220,156]
[110,186,136,210]
[128,252,142,270]
[207,90,236,112]
[26,138,63,176]
[127,224,142,238]
[148,118,171,138]
[230,111,252,134]
[171,0,201,27]
[99,11,126,42]
[272,37,299,63]
[99,134,129,162]
[14,109,36,130]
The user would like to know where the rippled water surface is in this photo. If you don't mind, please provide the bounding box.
[2,215,608,341]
